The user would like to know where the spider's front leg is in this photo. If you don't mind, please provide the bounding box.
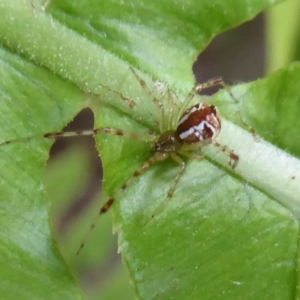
[0,127,157,147]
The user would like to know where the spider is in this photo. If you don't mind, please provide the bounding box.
[0,67,240,254]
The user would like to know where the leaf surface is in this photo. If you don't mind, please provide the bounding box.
[0,0,298,299]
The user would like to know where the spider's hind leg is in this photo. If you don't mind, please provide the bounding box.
[76,152,168,255]
[212,140,239,169]
[144,153,186,225]
[167,154,186,199]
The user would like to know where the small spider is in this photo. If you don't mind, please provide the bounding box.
[0,67,240,254]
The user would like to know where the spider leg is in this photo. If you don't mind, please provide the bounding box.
[237,111,259,141]
[129,67,165,132]
[166,87,181,130]
[175,88,197,124]
[166,88,176,130]
[152,82,180,130]
[0,127,157,146]
[31,0,51,14]
[168,88,180,106]
[167,154,186,199]
[180,151,204,161]
[195,78,228,95]
[212,140,239,169]
[145,153,185,225]
[76,152,168,255]
[176,78,226,123]
[129,67,164,111]
[94,82,136,108]
[197,79,259,141]
[42,0,51,10]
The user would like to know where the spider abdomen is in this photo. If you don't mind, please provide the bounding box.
[176,103,221,144]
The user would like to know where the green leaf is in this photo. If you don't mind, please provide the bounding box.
[266,0,300,72]
[0,0,297,300]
